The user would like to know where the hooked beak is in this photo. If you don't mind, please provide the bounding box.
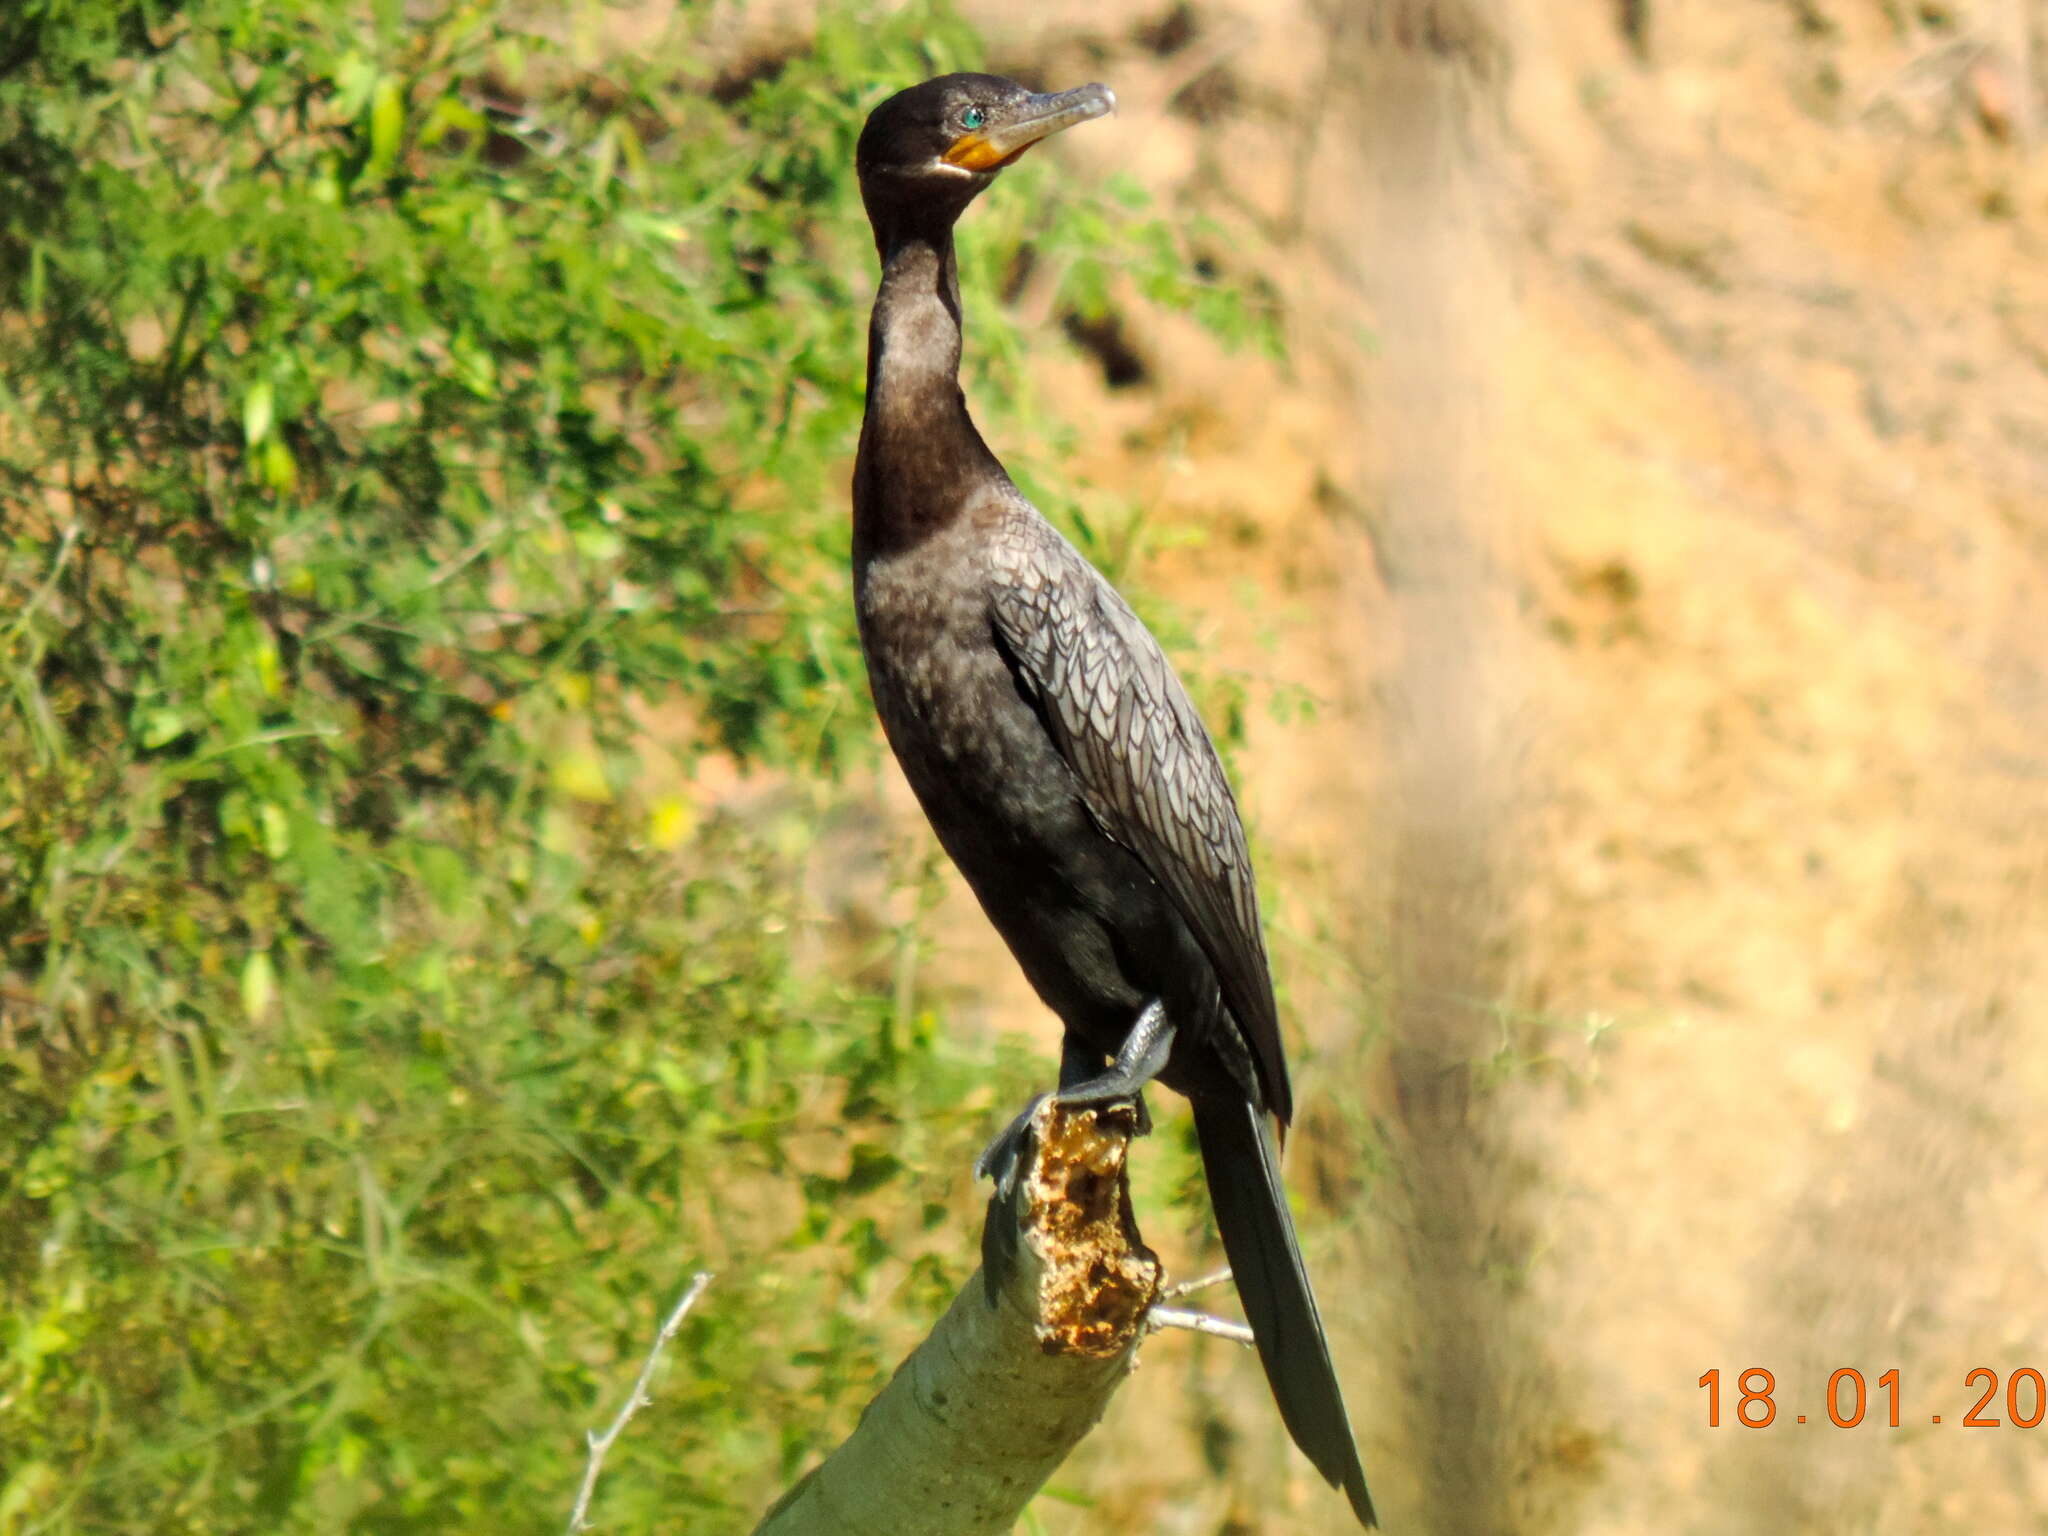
[942,83,1116,172]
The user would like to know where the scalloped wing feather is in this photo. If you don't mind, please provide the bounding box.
[988,522,1292,1122]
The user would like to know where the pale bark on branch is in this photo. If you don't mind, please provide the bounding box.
[752,1099,1164,1536]
[568,1272,714,1532]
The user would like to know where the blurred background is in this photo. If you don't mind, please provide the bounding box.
[3,1,2044,1532]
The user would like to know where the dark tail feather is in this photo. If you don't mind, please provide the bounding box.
[1192,1095,1377,1528]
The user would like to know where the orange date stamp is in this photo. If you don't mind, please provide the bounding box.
[1699,1368,2047,1428]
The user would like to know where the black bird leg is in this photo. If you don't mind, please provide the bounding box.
[974,1000,1174,1193]
[1054,999,1174,1120]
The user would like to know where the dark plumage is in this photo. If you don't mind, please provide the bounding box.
[850,73,1376,1528]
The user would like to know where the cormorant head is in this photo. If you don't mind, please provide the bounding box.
[856,73,1114,247]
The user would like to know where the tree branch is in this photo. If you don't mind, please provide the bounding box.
[1148,1305,1255,1344]
[752,1099,1163,1536]
[568,1271,714,1534]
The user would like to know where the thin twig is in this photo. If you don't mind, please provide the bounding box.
[1,520,80,647]
[1157,25,1258,116]
[1163,1266,1234,1300]
[1148,1305,1256,1345]
[567,1271,713,1534]
[1857,35,1993,121]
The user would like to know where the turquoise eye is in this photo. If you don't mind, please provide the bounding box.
[962,106,985,131]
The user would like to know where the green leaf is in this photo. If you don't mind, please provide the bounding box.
[242,379,274,447]
[363,77,405,183]
[139,709,188,749]
[262,435,297,491]
[258,802,290,859]
[241,950,277,1022]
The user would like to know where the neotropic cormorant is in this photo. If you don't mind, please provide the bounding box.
[851,73,1376,1528]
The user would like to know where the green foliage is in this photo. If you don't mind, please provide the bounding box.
[0,1,1262,1529]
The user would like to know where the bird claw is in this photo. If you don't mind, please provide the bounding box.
[978,1001,1175,1192]
[974,1083,1159,1199]
[974,1092,1051,1197]
[976,1093,1053,1306]
[1128,1089,1153,1138]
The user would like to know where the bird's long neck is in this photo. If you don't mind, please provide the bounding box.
[853,226,1005,562]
